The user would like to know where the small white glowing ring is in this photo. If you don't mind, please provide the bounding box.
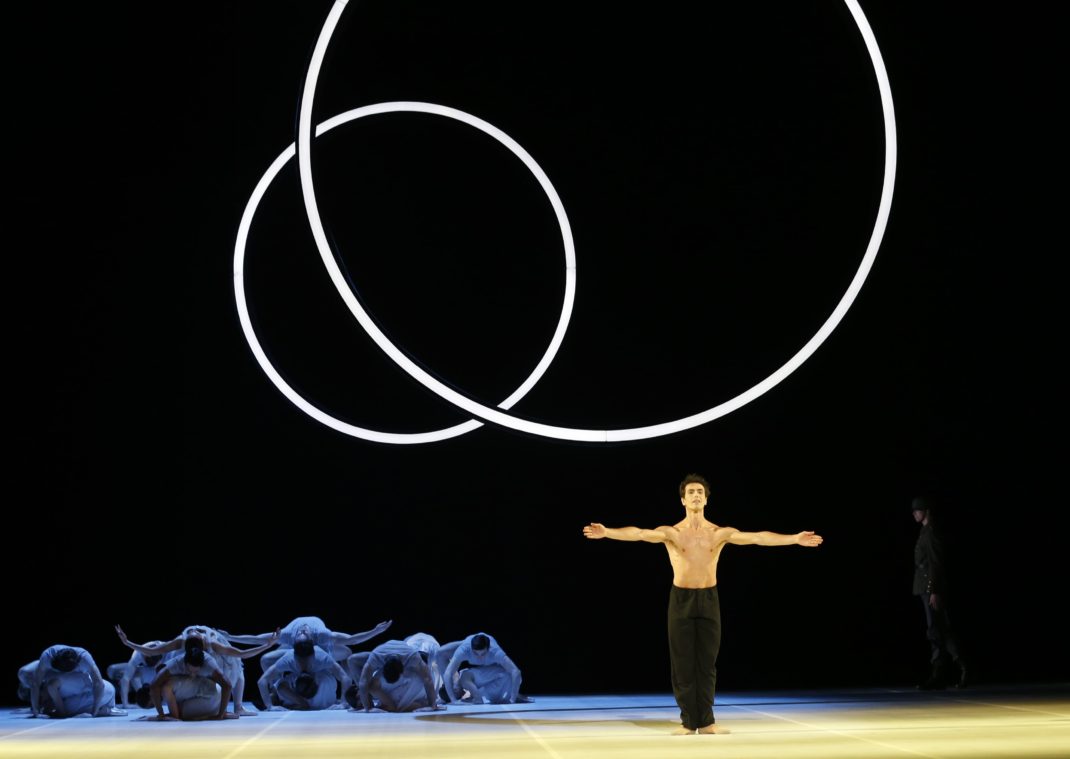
[234,103,578,444]
[292,0,896,442]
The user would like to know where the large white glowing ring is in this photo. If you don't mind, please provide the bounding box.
[280,0,897,442]
[236,0,895,442]
[234,102,579,444]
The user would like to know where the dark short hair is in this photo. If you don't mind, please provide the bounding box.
[293,639,315,658]
[471,634,490,652]
[184,638,205,668]
[343,683,360,709]
[294,672,319,699]
[144,654,162,667]
[382,656,404,684]
[679,474,711,499]
[911,496,933,513]
[52,648,80,673]
[136,684,153,709]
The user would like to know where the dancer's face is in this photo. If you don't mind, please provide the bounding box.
[680,483,708,512]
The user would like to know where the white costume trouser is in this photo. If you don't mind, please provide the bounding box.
[45,675,117,717]
[170,677,222,720]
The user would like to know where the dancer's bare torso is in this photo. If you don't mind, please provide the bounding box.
[661,521,732,589]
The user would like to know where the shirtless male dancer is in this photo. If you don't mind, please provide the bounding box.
[583,473,823,735]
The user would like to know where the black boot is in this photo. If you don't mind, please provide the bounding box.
[917,660,948,690]
[951,660,968,689]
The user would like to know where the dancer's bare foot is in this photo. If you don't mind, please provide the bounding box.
[697,723,730,734]
[670,726,695,735]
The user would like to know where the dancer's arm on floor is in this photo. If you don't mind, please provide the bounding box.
[357,654,384,711]
[257,660,287,712]
[329,660,352,706]
[442,642,472,702]
[415,657,442,710]
[208,668,234,719]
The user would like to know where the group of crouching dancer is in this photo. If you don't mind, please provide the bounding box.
[18,616,528,721]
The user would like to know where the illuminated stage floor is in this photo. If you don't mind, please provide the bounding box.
[3,685,1068,759]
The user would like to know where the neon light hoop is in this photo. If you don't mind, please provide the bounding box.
[238,0,896,443]
[234,103,577,444]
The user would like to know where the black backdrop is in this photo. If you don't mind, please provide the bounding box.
[6,2,1065,702]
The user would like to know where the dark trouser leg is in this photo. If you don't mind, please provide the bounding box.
[668,587,721,730]
[694,588,721,728]
[668,591,696,728]
[933,607,963,665]
[923,595,966,687]
[919,595,948,688]
[922,596,964,666]
[921,596,943,665]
